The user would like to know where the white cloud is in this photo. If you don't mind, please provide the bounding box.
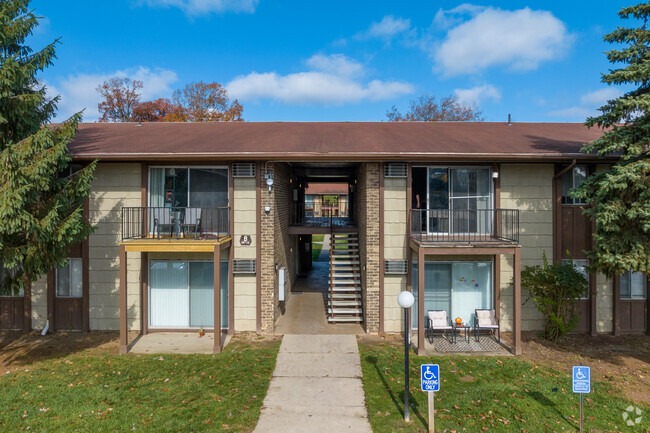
[454,84,501,106]
[433,6,571,76]
[548,87,621,120]
[47,66,178,122]
[580,88,621,106]
[227,54,414,105]
[357,15,411,40]
[139,0,258,15]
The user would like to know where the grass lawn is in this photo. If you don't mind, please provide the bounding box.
[312,234,325,260]
[359,339,647,432]
[0,337,281,432]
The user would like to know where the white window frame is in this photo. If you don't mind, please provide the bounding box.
[56,258,83,298]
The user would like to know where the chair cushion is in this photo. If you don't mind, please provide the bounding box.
[476,309,498,327]
[428,310,449,328]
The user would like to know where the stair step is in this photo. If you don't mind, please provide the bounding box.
[328,293,362,299]
[329,300,362,306]
[327,308,363,314]
[332,255,360,259]
[328,316,363,323]
[332,249,358,254]
[328,280,360,285]
[331,287,362,292]
[330,260,359,265]
[333,242,358,246]
[329,273,361,278]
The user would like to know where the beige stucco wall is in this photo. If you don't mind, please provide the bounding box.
[499,163,554,332]
[596,272,613,333]
[31,276,47,330]
[384,178,408,333]
[233,177,257,331]
[88,163,142,331]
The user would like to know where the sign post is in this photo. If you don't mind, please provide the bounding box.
[421,364,440,433]
[572,366,591,433]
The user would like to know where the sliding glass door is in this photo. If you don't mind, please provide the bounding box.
[412,261,493,328]
[149,260,228,329]
[149,167,228,208]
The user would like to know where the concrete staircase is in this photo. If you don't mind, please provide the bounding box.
[327,232,363,323]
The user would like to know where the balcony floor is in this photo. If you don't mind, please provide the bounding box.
[120,235,232,252]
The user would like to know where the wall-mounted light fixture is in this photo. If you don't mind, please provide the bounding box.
[264,162,274,214]
[492,172,499,179]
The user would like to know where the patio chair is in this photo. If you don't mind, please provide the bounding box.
[473,309,500,343]
[183,207,202,239]
[427,310,455,344]
[152,208,173,239]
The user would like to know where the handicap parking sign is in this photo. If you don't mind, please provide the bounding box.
[421,364,440,392]
[572,366,591,393]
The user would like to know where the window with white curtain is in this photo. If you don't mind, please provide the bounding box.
[149,260,228,329]
[620,270,647,300]
[56,258,83,298]
[412,261,493,328]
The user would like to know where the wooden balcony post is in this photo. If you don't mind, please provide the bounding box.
[417,246,425,354]
[213,244,222,354]
[512,247,522,355]
[119,244,128,354]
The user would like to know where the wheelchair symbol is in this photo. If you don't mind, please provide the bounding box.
[575,368,586,380]
[423,366,437,381]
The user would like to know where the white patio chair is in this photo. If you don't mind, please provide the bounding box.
[152,208,172,238]
[474,309,500,343]
[183,207,202,239]
[427,310,455,343]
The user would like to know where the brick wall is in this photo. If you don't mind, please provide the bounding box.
[357,163,380,333]
[259,162,293,333]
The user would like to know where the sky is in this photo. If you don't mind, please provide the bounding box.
[29,0,634,123]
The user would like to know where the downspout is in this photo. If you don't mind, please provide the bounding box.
[553,159,577,180]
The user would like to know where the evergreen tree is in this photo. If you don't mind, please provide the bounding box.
[575,3,650,276]
[0,0,96,295]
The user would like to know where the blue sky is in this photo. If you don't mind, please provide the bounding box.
[30,0,632,123]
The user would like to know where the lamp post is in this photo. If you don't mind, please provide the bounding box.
[397,290,415,422]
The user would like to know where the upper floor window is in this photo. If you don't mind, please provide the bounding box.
[149,167,228,209]
[620,270,647,300]
[562,165,587,205]
[56,258,83,298]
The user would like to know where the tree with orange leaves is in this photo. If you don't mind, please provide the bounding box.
[96,77,143,122]
[169,81,243,122]
[132,98,180,122]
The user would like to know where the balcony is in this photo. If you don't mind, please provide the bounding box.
[120,207,231,252]
[410,209,519,244]
[289,203,356,234]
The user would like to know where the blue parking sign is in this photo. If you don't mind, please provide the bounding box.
[421,364,440,392]
[572,366,591,393]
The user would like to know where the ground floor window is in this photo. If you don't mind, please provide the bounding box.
[620,270,647,300]
[562,259,589,299]
[56,258,83,298]
[412,260,493,328]
[0,265,25,297]
[149,260,228,329]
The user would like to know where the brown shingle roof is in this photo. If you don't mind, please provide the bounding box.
[68,122,606,161]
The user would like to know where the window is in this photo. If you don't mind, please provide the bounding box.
[56,258,83,298]
[149,167,228,209]
[562,259,589,299]
[412,261,493,328]
[0,266,24,297]
[562,165,588,205]
[620,271,647,300]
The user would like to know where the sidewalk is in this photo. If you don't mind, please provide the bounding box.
[253,334,372,433]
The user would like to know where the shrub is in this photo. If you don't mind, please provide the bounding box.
[521,252,589,341]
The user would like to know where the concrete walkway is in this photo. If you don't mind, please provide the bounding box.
[254,334,372,433]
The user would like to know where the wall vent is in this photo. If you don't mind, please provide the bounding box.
[232,259,256,274]
[232,163,256,178]
[385,260,408,275]
[384,163,408,178]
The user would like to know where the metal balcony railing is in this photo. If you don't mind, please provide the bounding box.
[121,206,230,241]
[410,209,519,243]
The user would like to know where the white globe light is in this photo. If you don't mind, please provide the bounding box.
[397,291,414,309]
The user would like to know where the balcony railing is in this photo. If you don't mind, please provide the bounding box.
[410,209,519,244]
[122,207,230,241]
